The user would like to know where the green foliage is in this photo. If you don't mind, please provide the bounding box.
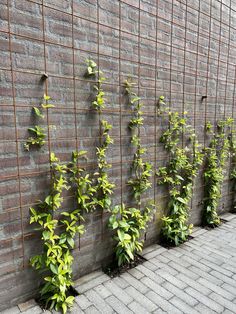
[85,59,115,211]
[203,118,233,227]
[24,94,55,151]
[86,59,106,110]
[124,78,152,203]
[93,120,115,211]
[157,96,203,246]
[108,202,154,267]
[30,151,94,313]
[108,78,154,267]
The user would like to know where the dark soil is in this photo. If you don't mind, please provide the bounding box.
[203,218,228,230]
[159,234,194,249]
[103,254,147,278]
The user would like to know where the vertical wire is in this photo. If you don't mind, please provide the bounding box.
[96,0,104,241]
[223,0,232,199]
[214,1,223,127]
[204,0,213,148]
[41,0,51,160]
[119,1,123,205]
[154,0,159,224]
[71,0,81,250]
[192,0,201,212]
[169,0,174,108]
[182,0,187,117]
[6,0,25,267]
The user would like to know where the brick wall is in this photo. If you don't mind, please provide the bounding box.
[1,0,236,310]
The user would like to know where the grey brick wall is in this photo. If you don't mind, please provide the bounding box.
[0,0,236,310]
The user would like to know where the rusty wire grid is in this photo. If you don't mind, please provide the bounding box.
[0,0,236,273]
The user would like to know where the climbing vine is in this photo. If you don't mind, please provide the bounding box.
[86,59,115,211]
[156,97,203,246]
[24,94,55,151]
[108,203,153,267]
[30,151,94,313]
[108,79,154,267]
[124,78,152,203]
[203,118,233,227]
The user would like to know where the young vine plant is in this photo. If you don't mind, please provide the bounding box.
[86,59,115,211]
[156,97,203,246]
[24,94,55,151]
[30,151,95,313]
[108,78,154,267]
[203,118,234,227]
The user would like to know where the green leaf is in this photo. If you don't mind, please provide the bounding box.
[67,237,74,248]
[50,263,58,275]
[33,107,44,118]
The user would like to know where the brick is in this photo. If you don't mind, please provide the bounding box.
[136,264,165,285]
[186,287,224,313]
[120,272,149,294]
[169,296,199,314]
[146,291,182,314]
[75,295,92,310]
[198,277,235,301]
[209,292,236,312]
[74,271,110,293]
[105,295,133,314]
[93,284,112,299]
[103,280,132,305]
[1,306,20,314]
[85,290,113,314]
[125,286,157,312]
[18,299,37,312]
[140,276,173,300]
[177,273,211,295]
[84,306,100,314]
[162,281,198,307]
[128,300,148,314]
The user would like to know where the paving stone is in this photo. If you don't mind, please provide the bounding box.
[75,273,110,293]
[128,300,149,314]
[162,281,198,306]
[75,294,93,310]
[211,270,236,288]
[209,292,236,312]
[198,277,235,301]
[105,295,133,314]
[169,296,199,314]
[21,306,42,314]
[112,276,129,289]
[188,265,223,286]
[156,270,187,289]
[103,280,133,305]
[85,290,113,314]
[125,286,157,312]
[142,246,167,259]
[146,291,182,314]
[140,276,173,300]
[18,300,38,312]
[168,260,199,281]
[120,272,149,294]
[93,284,112,299]
[176,273,210,296]
[194,303,216,314]
[84,306,101,314]
[136,264,165,285]
[1,307,20,314]
[185,287,224,313]
[127,267,144,279]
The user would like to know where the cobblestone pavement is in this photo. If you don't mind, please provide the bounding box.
[3,213,236,314]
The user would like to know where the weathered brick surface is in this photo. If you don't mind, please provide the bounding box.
[1,0,236,310]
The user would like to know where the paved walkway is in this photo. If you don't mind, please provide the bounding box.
[3,213,236,314]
